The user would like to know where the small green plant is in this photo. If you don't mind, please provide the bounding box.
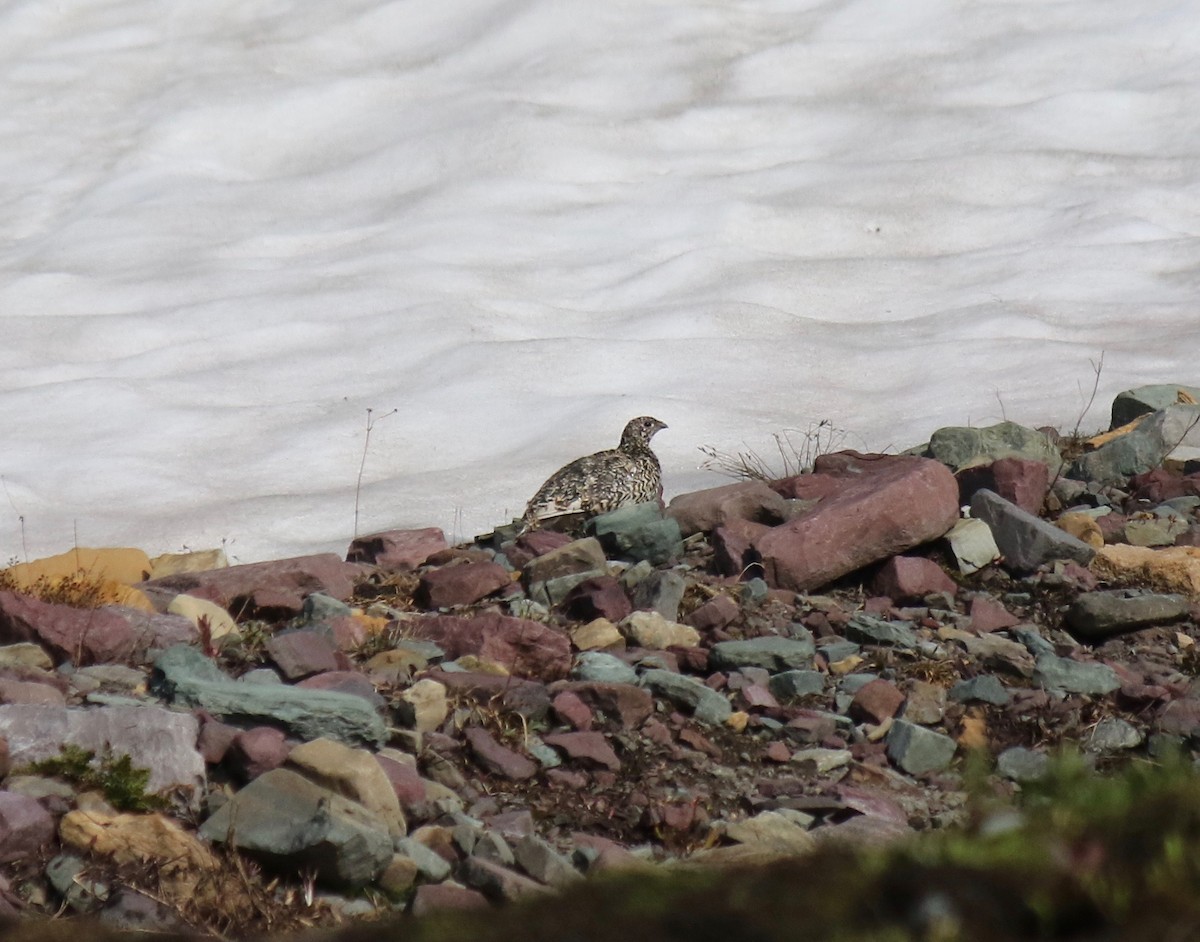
[26,744,166,812]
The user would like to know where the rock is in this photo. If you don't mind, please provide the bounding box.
[719,809,816,856]
[462,855,550,902]
[1090,544,1200,598]
[406,613,572,681]
[513,834,581,886]
[871,556,957,602]
[416,560,511,609]
[956,457,1050,515]
[199,767,392,888]
[562,577,632,623]
[0,791,54,863]
[346,528,448,570]
[790,747,853,775]
[711,519,773,577]
[153,645,387,747]
[569,618,624,652]
[588,502,684,566]
[148,548,228,578]
[287,738,406,838]
[394,836,453,882]
[570,652,638,685]
[1127,468,1200,503]
[46,852,108,913]
[551,681,654,729]
[227,726,290,780]
[937,629,1034,677]
[297,671,385,708]
[970,489,1096,571]
[1,547,152,593]
[631,570,687,621]
[140,553,364,618]
[1070,404,1200,483]
[665,481,790,537]
[522,537,608,586]
[848,679,906,723]
[398,678,449,733]
[843,613,918,649]
[264,628,340,680]
[166,594,239,645]
[1110,384,1200,428]
[996,746,1049,782]
[0,591,196,665]
[684,594,740,631]
[709,636,816,673]
[378,854,420,896]
[903,681,947,725]
[640,669,732,725]
[949,675,1010,706]
[1084,717,1143,753]
[925,421,1062,473]
[757,453,959,592]
[1124,513,1189,547]
[541,731,621,771]
[885,719,957,776]
[0,679,65,706]
[944,518,1002,575]
[410,883,490,916]
[1065,589,1189,641]
[0,703,205,800]
[0,642,53,671]
[967,596,1019,633]
[464,726,537,780]
[619,611,700,649]
[1032,654,1120,696]
[1056,512,1105,548]
[768,670,825,700]
[551,690,594,730]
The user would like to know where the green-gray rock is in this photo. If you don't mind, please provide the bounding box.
[153,645,386,747]
[639,669,732,725]
[1065,589,1189,642]
[1070,404,1200,484]
[885,719,957,776]
[1110,384,1200,429]
[949,674,1010,706]
[1084,717,1143,753]
[588,502,683,565]
[769,670,826,700]
[970,489,1095,571]
[926,421,1061,473]
[1032,653,1120,696]
[709,636,817,673]
[996,746,1049,782]
[844,613,918,649]
[570,651,638,684]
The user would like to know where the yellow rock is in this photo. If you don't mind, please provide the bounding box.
[2,547,152,587]
[571,617,624,651]
[620,611,700,649]
[167,594,239,641]
[957,713,989,751]
[1091,544,1200,598]
[148,548,228,578]
[829,654,864,675]
[60,808,218,874]
[1057,512,1104,548]
[455,654,509,675]
[725,711,750,732]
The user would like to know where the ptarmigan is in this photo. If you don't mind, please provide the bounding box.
[522,416,667,529]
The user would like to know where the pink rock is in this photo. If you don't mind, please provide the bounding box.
[328,615,368,651]
[197,714,239,764]
[410,883,489,916]
[409,613,571,681]
[849,679,906,724]
[541,731,621,771]
[551,690,594,731]
[375,753,428,807]
[872,556,957,602]
[550,681,654,729]
[416,561,511,609]
[462,856,547,901]
[425,670,551,718]
[464,726,537,780]
[562,577,632,622]
[0,792,54,864]
[755,453,960,592]
[296,670,384,708]
[957,457,1050,515]
[968,595,1019,633]
[739,683,779,710]
[666,481,789,537]
[712,519,773,577]
[684,594,740,631]
[1127,468,1200,504]
[503,530,574,570]
[141,554,365,617]
[228,726,290,781]
[764,741,792,763]
[346,528,449,570]
[265,629,339,680]
[1096,513,1129,543]
[0,678,66,706]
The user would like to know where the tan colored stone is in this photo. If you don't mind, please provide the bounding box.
[287,738,406,838]
[1091,544,1200,598]
[60,808,217,884]
[570,618,623,651]
[167,594,239,642]
[3,547,151,587]
[720,810,817,856]
[379,854,420,896]
[1057,512,1104,549]
[399,678,448,733]
[454,654,509,675]
[0,642,53,671]
[725,711,750,732]
[148,548,228,578]
[619,611,700,649]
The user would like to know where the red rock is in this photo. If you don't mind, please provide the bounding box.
[328,615,368,651]
[547,768,589,789]
[503,530,574,570]
[1157,699,1200,737]
[666,481,790,537]
[756,453,960,592]
[764,741,792,763]
[0,679,66,706]
[228,726,290,781]
[1128,468,1200,504]
[849,679,906,724]
[957,457,1050,515]
[740,683,780,710]
[375,753,428,807]
[772,474,843,501]
[197,714,239,764]
[424,669,551,719]
[684,594,740,631]
[678,727,719,757]
[464,726,537,780]
[712,518,773,577]
[141,554,364,617]
[968,595,1019,633]
[265,629,339,679]
[872,556,957,602]
[562,576,632,622]
[410,883,489,916]
[416,560,511,609]
[1096,513,1129,542]
[551,691,594,731]
[410,614,571,681]
[552,681,654,728]
[652,801,697,832]
[346,528,449,570]
[296,670,384,707]
[542,731,621,771]
[0,792,54,863]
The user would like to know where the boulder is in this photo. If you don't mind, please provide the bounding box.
[970,489,1095,571]
[871,556,957,601]
[665,481,789,537]
[1070,405,1200,484]
[416,560,511,609]
[345,528,448,570]
[587,503,683,565]
[925,422,1061,473]
[1065,589,1189,641]
[956,456,1050,515]
[1110,384,1200,428]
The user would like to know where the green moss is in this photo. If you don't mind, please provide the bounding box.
[25,744,167,812]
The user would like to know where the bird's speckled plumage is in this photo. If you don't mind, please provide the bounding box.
[522,416,667,527]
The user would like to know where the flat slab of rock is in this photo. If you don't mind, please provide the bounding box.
[464,726,537,780]
[970,489,1095,571]
[405,613,571,681]
[640,669,731,725]
[345,528,448,570]
[756,452,959,592]
[665,481,789,537]
[1090,544,1200,598]
[925,421,1062,473]
[708,636,816,673]
[1071,404,1200,484]
[1065,589,1189,641]
[416,560,511,609]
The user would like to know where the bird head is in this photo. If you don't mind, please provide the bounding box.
[621,416,667,449]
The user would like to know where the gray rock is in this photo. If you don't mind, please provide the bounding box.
[709,635,816,673]
[844,613,918,649]
[768,670,826,700]
[949,675,1010,706]
[632,570,688,621]
[970,489,1096,571]
[926,421,1062,473]
[528,570,604,608]
[996,746,1049,782]
[639,669,732,725]
[153,645,386,747]
[740,578,770,605]
[1124,514,1189,547]
[570,652,638,685]
[200,768,393,888]
[885,719,957,776]
[47,853,109,912]
[1010,625,1056,658]
[1070,404,1200,484]
[588,502,683,566]
[1110,384,1200,429]
[1032,653,1120,696]
[816,639,861,662]
[944,518,1001,575]
[1065,589,1189,641]
[522,537,608,586]
[471,831,515,867]
[394,836,453,882]
[514,834,582,887]
[1085,717,1143,753]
